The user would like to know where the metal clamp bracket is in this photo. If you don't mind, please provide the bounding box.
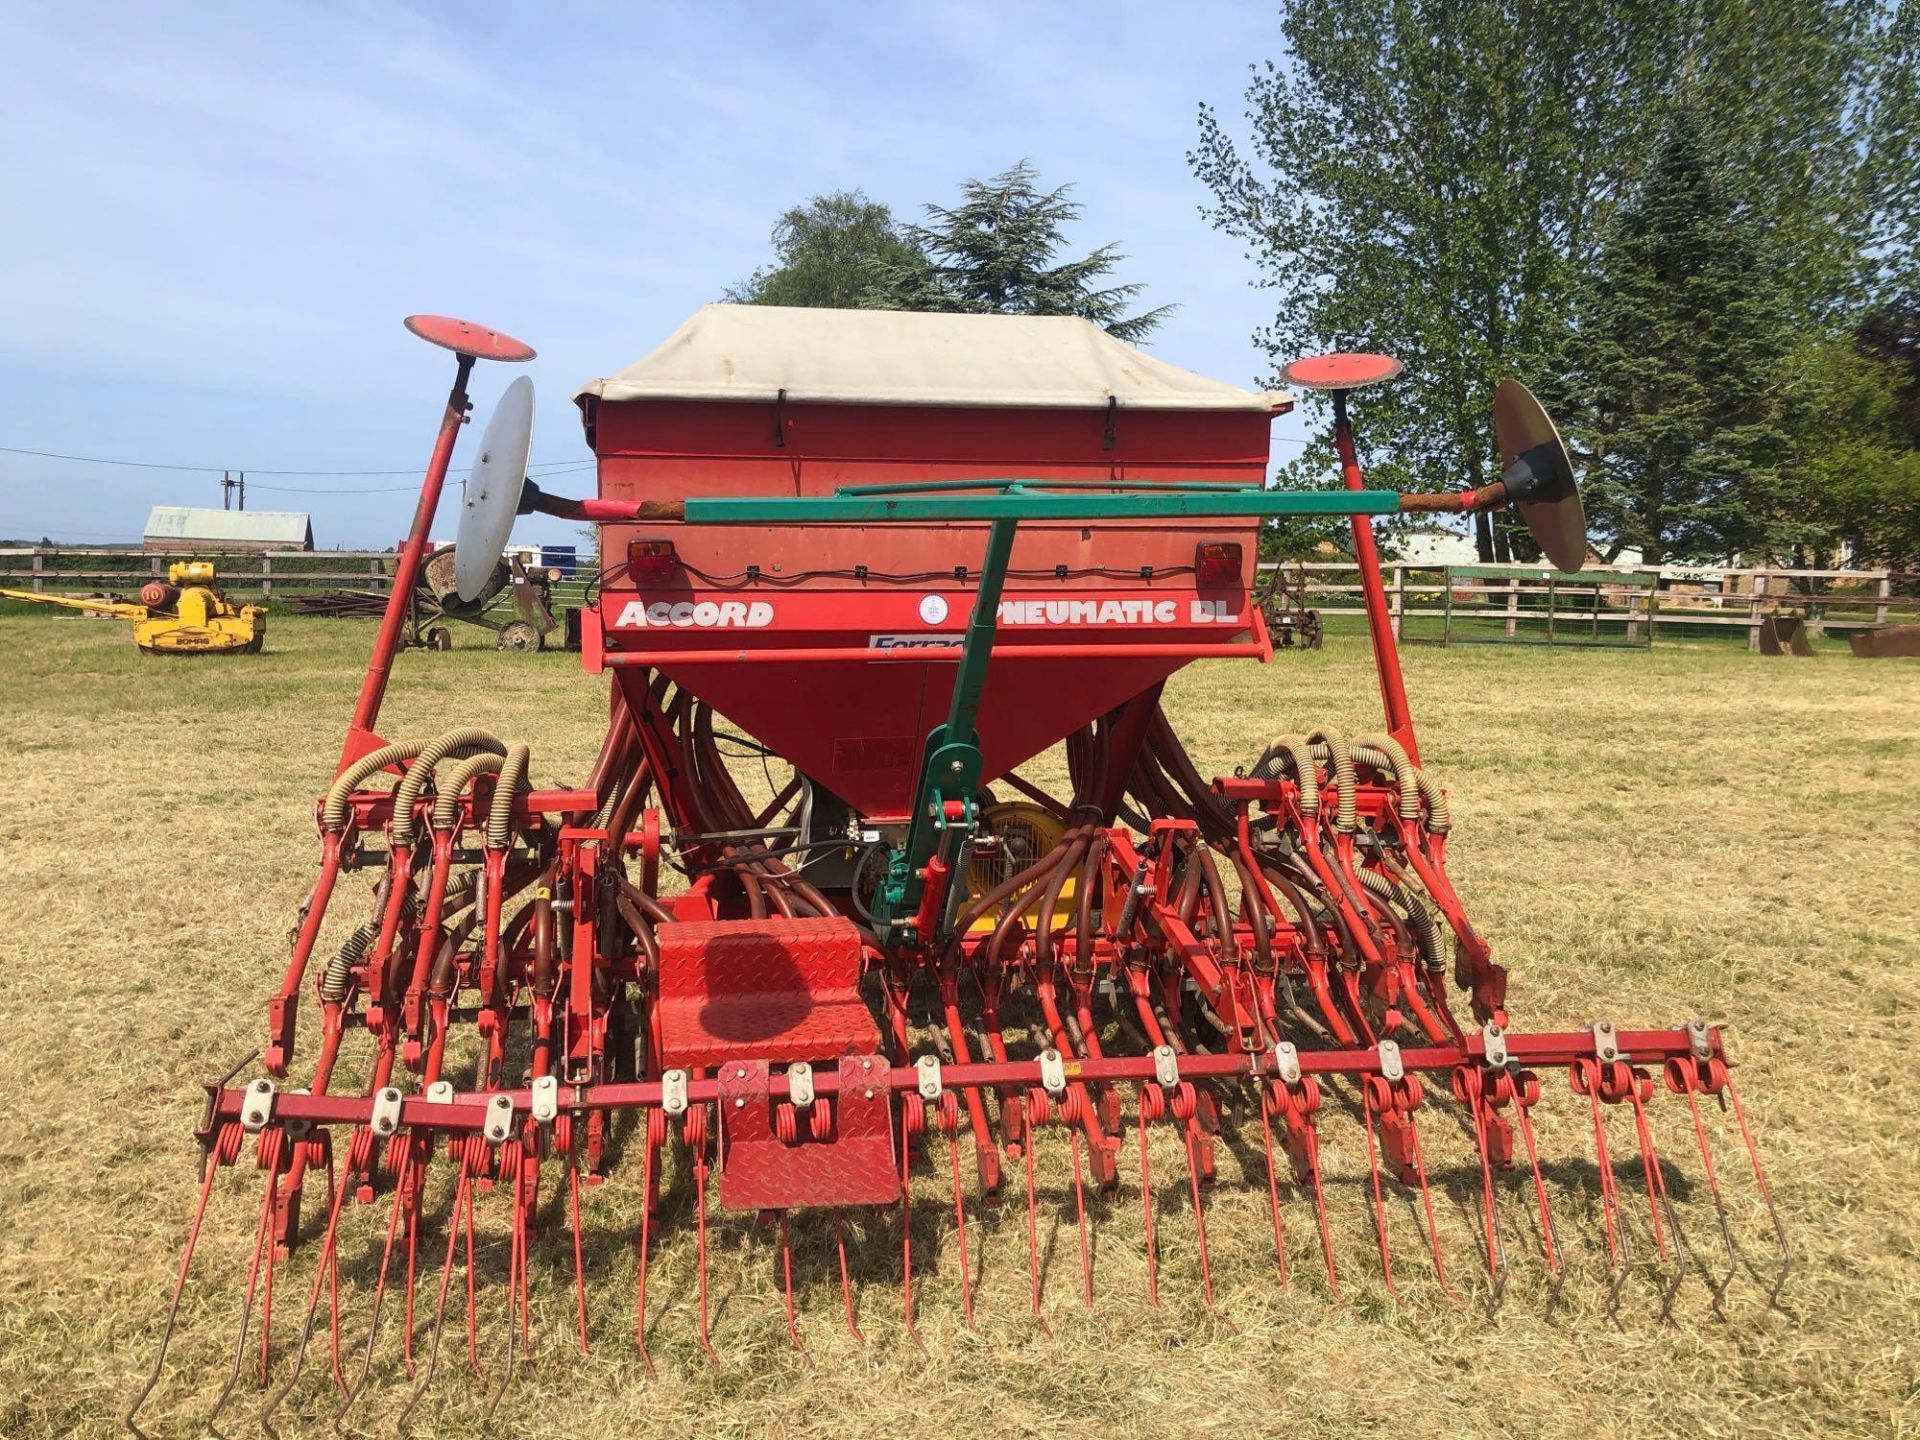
[1377,1039,1405,1082]
[1592,1019,1621,1065]
[1038,1047,1067,1097]
[1273,1039,1302,1086]
[370,1086,404,1137]
[531,1074,559,1125]
[240,1077,276,1133]
[1481,1022,1510,1069]
[1684,1018,1712,1061]
[1151,1044,1179,1089]
[661,1068,689,1116]
[426,1080,455,1104]
[483,1093,515,1143]
[787,1061,815,1109]
[915,1053,943,1100]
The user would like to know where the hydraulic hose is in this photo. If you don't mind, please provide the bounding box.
[432,752,504,832]
[487,743,530,849]
[1306,726,1357,833]
[1251,734,1321,818]
[1352,732,1420,822]
[1357,867,1445,970]
[322,740,428,831]
[390,728,507,848]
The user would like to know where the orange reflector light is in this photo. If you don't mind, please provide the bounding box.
[1195,541,1243,586]
[627,538,680,582]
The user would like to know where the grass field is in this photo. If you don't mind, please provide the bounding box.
[0,613,1915,1439]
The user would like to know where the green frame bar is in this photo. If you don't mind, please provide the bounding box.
[685,484,1400,525]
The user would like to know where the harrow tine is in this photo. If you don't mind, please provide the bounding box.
[777,1212,805,1351]
[633,1113,659,1378]
[1256,1089,1291,1287]
[1677,1082,1740,1316]
[485,1156,525,1424]
[1067,1123,1094,1309]
[1022,1100,1051,1334]
[1178,1102,1216,1309]
[694,1142,722,1363]
[1136,1096,1160,1308]
[258,1151,353,1440]
[125,1127,232,1440]
[1281,1078,1341,1299]
[1623,1073,1691,1321]
[395,1163,474,1436]
[400,1169,425,1378]
[462,1161,481,1380]
[900,1130,926,1351]
[1575,1063,1625,1308]
[943,1115,977,1330]
[833,1208,867,1346]
[335,1142,416,1433]
[1359,1090,1398,1298]
[1725,1077,1793,1308]
[568,1152,591,1354]
[1458,1076,1510,1309]
[207,1137,286,1437]
[1402,1105,1455,1300]
[1511,1087,1568,1316]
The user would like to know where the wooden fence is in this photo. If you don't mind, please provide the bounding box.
[4,548,1914,650]
[1268,561,1916,649]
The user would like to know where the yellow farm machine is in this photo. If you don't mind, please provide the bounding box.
[2,560,265,654]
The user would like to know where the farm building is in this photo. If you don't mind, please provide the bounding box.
[142,507,313,553]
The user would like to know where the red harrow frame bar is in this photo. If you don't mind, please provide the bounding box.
[128,317,1788,1436]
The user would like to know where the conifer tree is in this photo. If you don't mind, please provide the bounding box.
[1575,109,1796,563]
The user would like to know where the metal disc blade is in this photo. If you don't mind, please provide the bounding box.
[1280,352,1404,391]
[1493,379,1586,573]
[455,376,535,602]
[404,315,537,363]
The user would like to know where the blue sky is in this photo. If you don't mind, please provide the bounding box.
[0,0,1313,549]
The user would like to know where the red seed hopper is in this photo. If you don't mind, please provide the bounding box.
[131,307,1785,1434]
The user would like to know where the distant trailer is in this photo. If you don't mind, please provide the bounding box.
[540,544,578,577]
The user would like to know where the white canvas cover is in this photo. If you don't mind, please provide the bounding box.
[575,304,1285,412]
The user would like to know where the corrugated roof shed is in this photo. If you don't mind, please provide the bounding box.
[142,507,313,552]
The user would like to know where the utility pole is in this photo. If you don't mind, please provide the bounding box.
[238,471,246,510]
[222,470,232,509]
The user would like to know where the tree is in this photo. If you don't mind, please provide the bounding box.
[1193,0,1671,559]
[1785,309,1920,571]
[1858,297,1920,446]
[725,190,924,309]
[866,162,1173,341]
[1192,0,1918,560]
[1574,109,1797,565]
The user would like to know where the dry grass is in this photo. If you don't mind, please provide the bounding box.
[0,613,1916,1439]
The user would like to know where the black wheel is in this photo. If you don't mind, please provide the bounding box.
[426,626,453,652]
[497,620,542,652]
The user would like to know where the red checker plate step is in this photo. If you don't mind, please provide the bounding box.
[655,915,880,1068]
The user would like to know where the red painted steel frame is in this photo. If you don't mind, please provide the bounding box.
[201,1026,1724,1134]
[340,351,474,767]
[1333,394,1421,760]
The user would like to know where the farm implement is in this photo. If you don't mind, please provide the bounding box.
[130,308,1787,1433]
[2,560,264,654]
